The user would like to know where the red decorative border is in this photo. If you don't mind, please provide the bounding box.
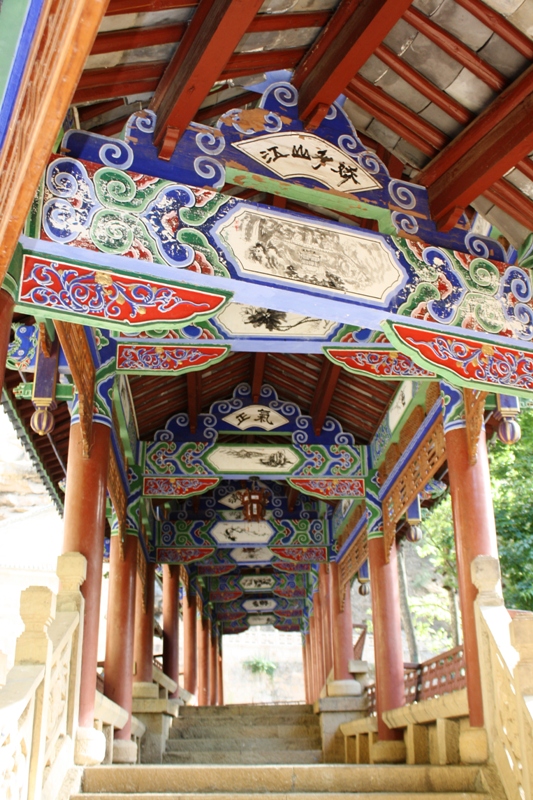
[289,477,365,498]
[143,477,219,497]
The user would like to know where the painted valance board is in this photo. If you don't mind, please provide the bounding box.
[60,81,509,262]
[11,143,533,398]
[208,572,306,602]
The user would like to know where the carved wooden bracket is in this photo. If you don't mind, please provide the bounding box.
[54,320,95,458]
[464,388,488,466]
[383,413,447,561]
[107,442,128,560]
[338,524,368,611]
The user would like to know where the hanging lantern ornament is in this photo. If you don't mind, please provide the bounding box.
[406,524,423,543]
[358,582,370,596]
[239,484,268,522]
[30,324,59,437]
[496,394,521,445]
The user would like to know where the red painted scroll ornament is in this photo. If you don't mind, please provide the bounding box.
[143,477,219,497]
[324,347,435,379]
[288,477,365,499]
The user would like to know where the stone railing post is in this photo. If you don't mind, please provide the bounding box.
[510,613,533,799]
[15,586,56,800]
[56,552,87,744]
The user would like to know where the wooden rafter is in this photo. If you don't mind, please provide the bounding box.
[403,7,506,92]
[310,360,342,436]
[107,0,195,11]
[484,179,533,232]
[295,0,413,130]
[418,64,533,229]
[195,91,257,123]
[187,371,202,434]
[454,0,533,61]
[251,353,267,404]
[150,0,265,158]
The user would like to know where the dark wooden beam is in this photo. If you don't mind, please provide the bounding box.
[195,91,257,123]
[187,371,202,434]
[374,44,473,126]
[310,359,342,435]
[287,486,299,513]
[403,6,506,92]
[77,99,126,122]
[251,353,267,403]
[220,47,307,80]
[295,0,413,130]
[106,0,196,13]
[484,178,533,232]
[418,64,533,229]
[74,61,165,104]
[454,0,533,61]
[90,116,131,136]
[150,0,265,159]
[74,79,160,105]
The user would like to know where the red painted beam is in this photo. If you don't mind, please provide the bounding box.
[220,48,307,80]
[296,0,413,130]
[195,91,257,123]
[73,62,166,104]
[251,352,267,403]
[73,79,160,105]
[251,11,330,33]
[311,359,342,436]
[484,178,533,232]
[90,115,131,136]
[454,0,533,61]
[403,7,506,92]
[150,0,265,159]
[418,64,533,229]
[77,99,127,123]
[106,0,196,13]
[374,44,473,127]
[344,82,439,158]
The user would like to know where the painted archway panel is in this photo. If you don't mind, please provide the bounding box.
[385,321,533,398]
[20,153,533,352]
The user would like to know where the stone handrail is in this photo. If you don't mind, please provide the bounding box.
[0,552,86,800]
[472,555,533,800]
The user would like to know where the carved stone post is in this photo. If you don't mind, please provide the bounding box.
[56,552,87,742]
[510,613,533,798]
[15,586,56,800]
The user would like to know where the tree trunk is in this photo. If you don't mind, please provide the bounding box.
[397,542,419,663]
[446,586,462,647]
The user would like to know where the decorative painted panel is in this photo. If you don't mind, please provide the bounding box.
[324,347,435,380]
[116,343,230,374]
[287,478,365,500]
[158,517,327,549]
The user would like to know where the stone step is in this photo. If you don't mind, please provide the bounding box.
[179,703,312,718]
[166,736,322,752]
[169,722,319,740]
[172,712,318,729]
[76,794,488,799]
[162,749,323,764]
[82,764,485,795]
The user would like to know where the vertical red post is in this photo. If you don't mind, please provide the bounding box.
[183,591,197,696]
[0,289,14,396]
[314,590,326,693]
[302,636,310,703]
[329,562,354,681]
[62,422,110,734]
[319,564,333,680]
[446,426,498,727]
[104,534,138,761]
[197,614,209,707]
[134,562,155,684]
[217,639,224,706]
[309,614,318,701]
[162,565,180,699]
[209,624,217,706]
[368,536,405,742]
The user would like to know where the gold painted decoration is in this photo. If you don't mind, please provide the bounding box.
[54,320,95,458]
[383,414,446,560]
[464,388,488,466]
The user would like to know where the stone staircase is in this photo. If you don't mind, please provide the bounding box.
[72,703,494,799]
[165,702,323,764]
[75,763,491,799]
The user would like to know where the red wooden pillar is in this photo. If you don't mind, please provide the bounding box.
[368,535,405,742]
[162,565,180,699]
[217,639,224,706]
[302,635,311,703]
[134,561,155,684]
[209,624,217,706]
[197,614,209,707]
[319,564,333,679]
[314,590,326,693]
[446,425,498,727]
[309,614,318,701]
[329,562,353,681]
[62,421,110,735]
[104,534,138,760]
[0,289,14,395]
[183,591,197,696]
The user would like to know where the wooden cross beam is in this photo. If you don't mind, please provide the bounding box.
[187,371,202,434]
[418,63,533,230]
[293,0,413,130]
[251,353,267,404]
[150,0,264,159]
[310,359,342,436]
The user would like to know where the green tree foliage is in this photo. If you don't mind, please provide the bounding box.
[243,656,278,679]
[489,409,533,610]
